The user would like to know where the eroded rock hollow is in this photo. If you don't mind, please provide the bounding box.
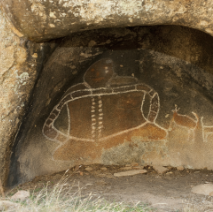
[8,26,213,186]
[1,0,213,188]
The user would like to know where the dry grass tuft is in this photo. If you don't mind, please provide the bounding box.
[2,177,213,211]
[181,195,213,212]
[1,179,152,212]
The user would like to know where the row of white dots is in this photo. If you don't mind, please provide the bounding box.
[91,97,96,139]
[98,96,103,138]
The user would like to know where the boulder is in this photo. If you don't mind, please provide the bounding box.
[1,0,213,189]
[192,184,213,196]
[1,0,213,41]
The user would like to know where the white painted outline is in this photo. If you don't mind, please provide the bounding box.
[51,120,168,162]
[147,93,160,122]
[43,57,164,158]
[91,97,96,139]
[202,117,213,142]
[66,103,71,135]
[98,96,103,138]
[170,107,201,142]
[62,83,88,97]
[43,83,162,143]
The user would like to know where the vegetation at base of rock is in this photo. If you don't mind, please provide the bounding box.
[0,177,210,212]
[2,180,152,212]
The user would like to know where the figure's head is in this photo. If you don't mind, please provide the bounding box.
[84,58,114,88]
[172,105,180,114]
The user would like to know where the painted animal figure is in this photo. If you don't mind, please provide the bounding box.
[172,106,198,129]
[203,122,213,142]
[170,106,199,141]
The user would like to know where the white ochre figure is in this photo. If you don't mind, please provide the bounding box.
[43,58,167,161]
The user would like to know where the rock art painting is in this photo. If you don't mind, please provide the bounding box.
[170,105,213,143]
[203,125,213,142]
[170,106,199,141]
[42,58,167,161]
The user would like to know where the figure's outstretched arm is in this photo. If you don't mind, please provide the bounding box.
[136,83,160,122]
[42,96,71,143]
[43,83,89,142]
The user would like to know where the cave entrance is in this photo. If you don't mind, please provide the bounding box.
[8,25,213,209]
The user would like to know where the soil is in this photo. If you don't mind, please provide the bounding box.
[7,165,213,212]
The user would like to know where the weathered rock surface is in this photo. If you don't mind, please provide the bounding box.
[192,184,213,196]
[153,166,168,174]
[177,166,184,171]
[8,26,213,187]
[11,190,30,201]
[114,170,147,177]
[0,9,45,186]
[0,5,58,187]
[2,0,213,41]
[1,0,213,189]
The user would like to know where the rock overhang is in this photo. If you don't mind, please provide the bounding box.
[1,0,213,188]
[1,0,213,41]
[6,25,213,187]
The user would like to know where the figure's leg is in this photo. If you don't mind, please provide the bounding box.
[100,123,168,151]
[128,123,167,140]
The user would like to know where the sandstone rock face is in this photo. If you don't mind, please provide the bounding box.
[0,9,36,184]
[2,0,213,188]
[192,184,213,196]
[0,8,56,186]
[2,0,213,41]
[8,26,213,186]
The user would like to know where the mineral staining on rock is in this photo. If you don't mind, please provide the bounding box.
[8,25,213,185]
[1,0,213,193]
[43,58,167,161]
[42,54,213,169]
[0,8,42,185]
[3,0,213,41]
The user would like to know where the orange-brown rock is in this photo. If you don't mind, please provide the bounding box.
[53,123,167,161]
